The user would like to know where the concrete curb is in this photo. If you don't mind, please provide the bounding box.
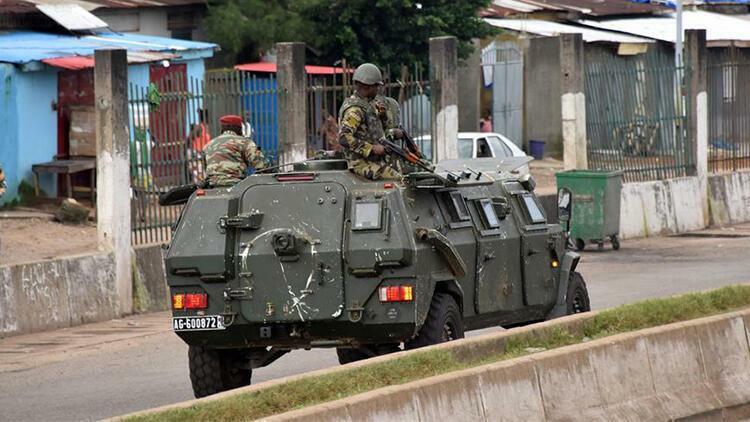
[265,308,750,421]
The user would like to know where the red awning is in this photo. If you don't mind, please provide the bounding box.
[234,62,352,75]
[43,52,180,70]
[42,56,95,70]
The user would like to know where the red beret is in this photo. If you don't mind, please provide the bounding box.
[219,115,243,126]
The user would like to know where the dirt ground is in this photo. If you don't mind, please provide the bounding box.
[0,218,98,266]
[529,157,564,195]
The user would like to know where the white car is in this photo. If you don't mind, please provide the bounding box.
[416,132,531,174]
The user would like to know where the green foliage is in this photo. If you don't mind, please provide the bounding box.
[205,0,496,67]
[205,0,312,63]
[128,284,750,422]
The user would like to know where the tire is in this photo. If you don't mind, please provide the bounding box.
[575,238,586,251]
[336,347,371,365]
[336,344,400,365]
[188,346,252,398]
[405,293,464,350]
[611,235,621,250]
[566,272,591,315]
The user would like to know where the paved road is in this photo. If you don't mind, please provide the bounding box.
[2,225,749,421]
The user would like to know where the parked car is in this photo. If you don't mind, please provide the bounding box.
[416,132,530,174]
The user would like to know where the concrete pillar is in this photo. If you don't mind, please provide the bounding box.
[686,30,709,222]
[458,39,481,132]
[277,42,307,165]
[430,36,459,162]
[525,36,563,158]
[94,49,132,314]
[560,33,587,170]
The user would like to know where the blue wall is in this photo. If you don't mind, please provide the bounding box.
[0,64,56,205]
[16,67,58,198]
[0,64,19,206]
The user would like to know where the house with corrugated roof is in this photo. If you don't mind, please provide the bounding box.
[0,2,216,205]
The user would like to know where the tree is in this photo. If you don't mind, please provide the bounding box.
[206,0,495,68]
[298,0,495,68]
[205,0,311,63]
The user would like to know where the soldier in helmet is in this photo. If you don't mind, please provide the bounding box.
[337,63,402,180]
[203,115,267,187]
[374,90,402,138]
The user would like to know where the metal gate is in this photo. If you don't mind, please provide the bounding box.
[489,42,523,147]
[585,47,693,182]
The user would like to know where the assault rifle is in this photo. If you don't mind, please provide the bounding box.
[380,137,435,173]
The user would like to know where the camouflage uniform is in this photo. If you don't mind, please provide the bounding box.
[0,164,5,197]
[374,94,401,133]
[338,93,402,181]
[204,131,266,186]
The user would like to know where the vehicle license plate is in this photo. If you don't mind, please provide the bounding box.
[173,315,225,331]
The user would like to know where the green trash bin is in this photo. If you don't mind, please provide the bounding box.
[555,170,623,251]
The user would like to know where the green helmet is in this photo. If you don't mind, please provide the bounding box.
[352,63,383,85]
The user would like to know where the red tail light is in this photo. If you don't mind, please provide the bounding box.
[172,293,208,310]
[378,285,414,302]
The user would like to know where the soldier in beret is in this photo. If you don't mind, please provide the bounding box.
[203,115,266,187]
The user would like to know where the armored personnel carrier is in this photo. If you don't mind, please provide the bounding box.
[162,157,590,397]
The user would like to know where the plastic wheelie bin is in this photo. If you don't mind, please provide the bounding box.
[555,170,623,251]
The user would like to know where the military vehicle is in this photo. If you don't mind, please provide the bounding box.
[162,156,590,398]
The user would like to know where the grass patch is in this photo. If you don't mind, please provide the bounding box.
[129,284,750,422]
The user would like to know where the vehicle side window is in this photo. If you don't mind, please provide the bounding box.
[487,136,513,158]
[478,199,500,229]
[519,193,546,224]
[442,191,471,222]
[476,138,492,158]
[457,138,473,158]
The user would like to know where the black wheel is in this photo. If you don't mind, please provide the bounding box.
[566,272,591,315]
[575,238,586,251]
[336,344,400,365]
[188,346,251,398]
[405,293,464,350]
[611,235,620,250]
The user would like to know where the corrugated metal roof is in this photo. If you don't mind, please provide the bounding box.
[485,18,655,43]
[482,0,667,17]
[0,30,216,64]
[36,4,109,31]
[19,0,205,12]
[577,11,750,44]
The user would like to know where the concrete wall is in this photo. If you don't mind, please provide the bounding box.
[267,309,750,421]
[133,244,169,313]
[96,9,170,38]
[708,170,750,227]
[0,244,168,337]
[618,170,750,239]
[619,176,706,239]
[0,252,118,336]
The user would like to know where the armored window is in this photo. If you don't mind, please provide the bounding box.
[478,199,500,229]
[353,201,382,230]
[521,193,546,224]
[445,191,471,222]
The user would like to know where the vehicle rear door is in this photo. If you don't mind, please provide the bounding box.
[236,181,346,322]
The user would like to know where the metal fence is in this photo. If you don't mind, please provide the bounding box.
[306,63,432,157]
[707,47,750,173]
[585,49,693,182]
[128,70,279,245]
